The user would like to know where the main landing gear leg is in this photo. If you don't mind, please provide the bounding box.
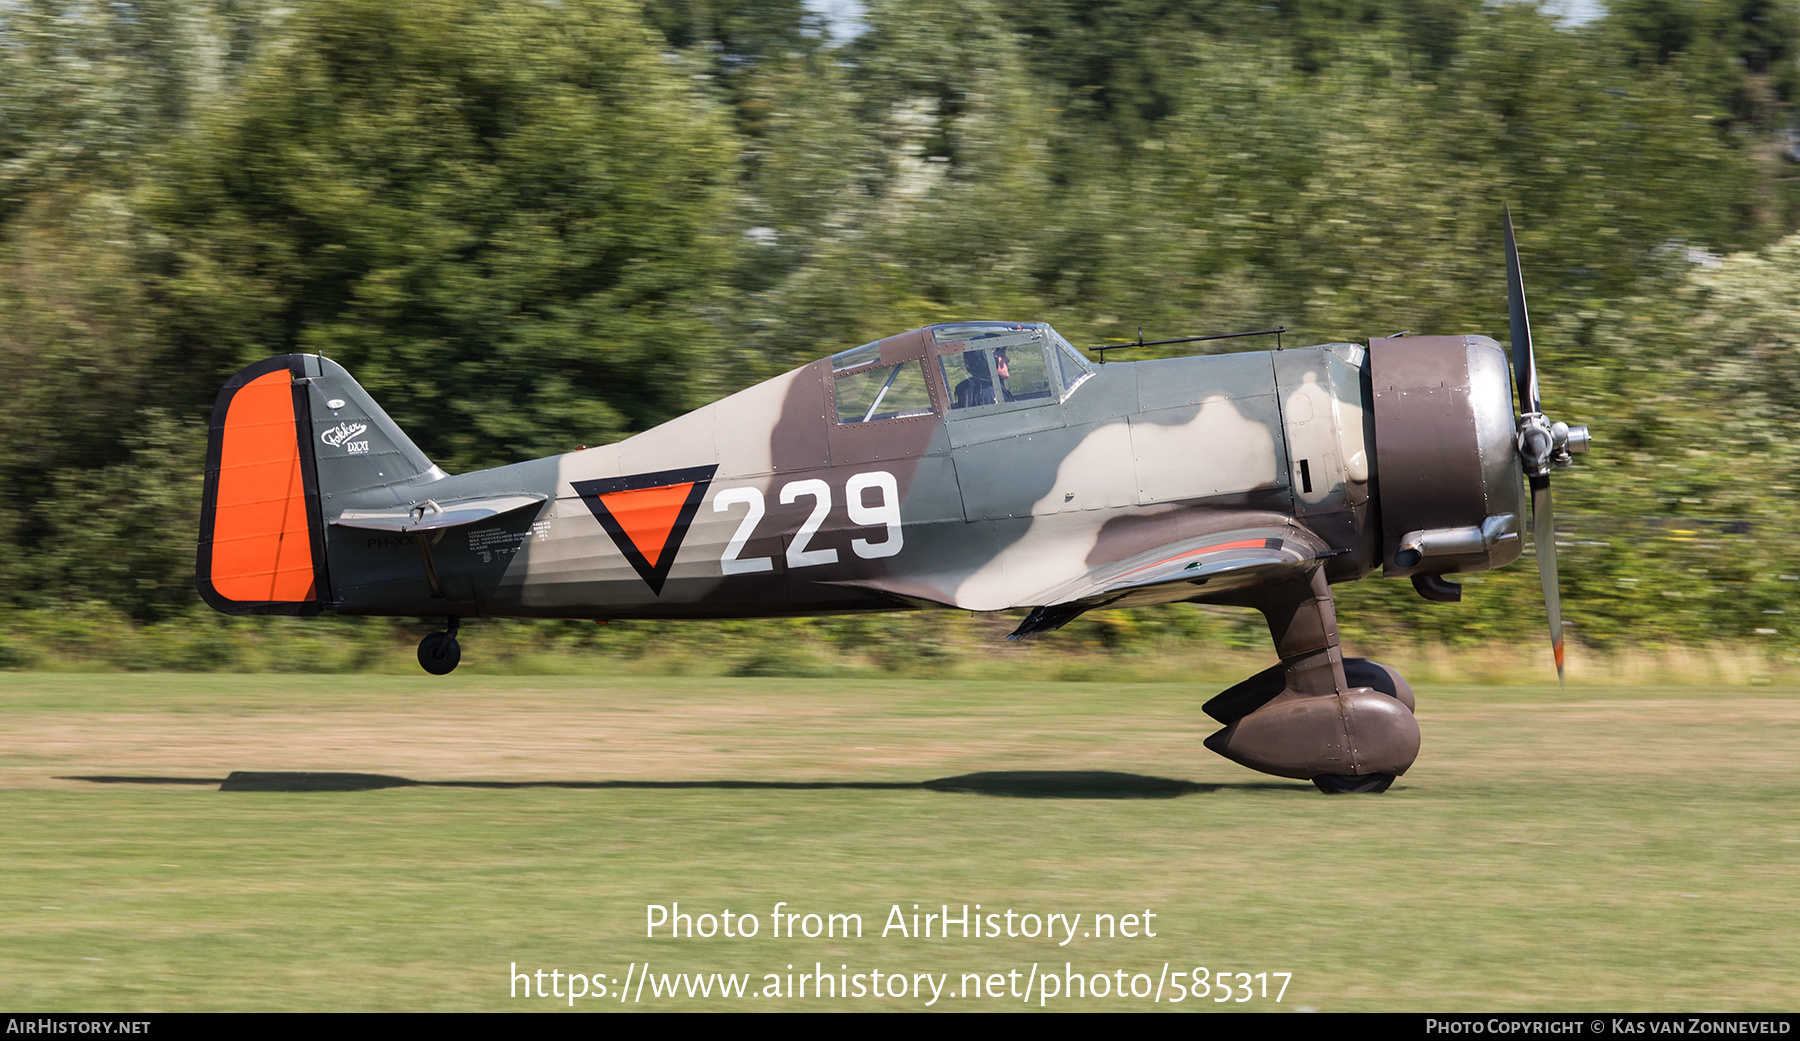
[1203,568,1419,793]
[418,616,462,675]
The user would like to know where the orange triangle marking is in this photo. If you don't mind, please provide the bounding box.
[595,483,697,570]
[573,465,717,595]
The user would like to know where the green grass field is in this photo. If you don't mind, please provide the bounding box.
[2,673,1797,1011]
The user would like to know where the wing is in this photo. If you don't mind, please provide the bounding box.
[1007,525,1335,639]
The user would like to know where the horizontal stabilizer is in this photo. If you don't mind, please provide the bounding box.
[332,494,546,533]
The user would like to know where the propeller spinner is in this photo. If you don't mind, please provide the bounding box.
[1503,208,1591,682]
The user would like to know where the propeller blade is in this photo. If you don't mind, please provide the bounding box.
[1504,207,1542,417]
[1530,475,1564,684]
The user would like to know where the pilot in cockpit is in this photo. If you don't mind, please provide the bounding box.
[952,348,1015,409]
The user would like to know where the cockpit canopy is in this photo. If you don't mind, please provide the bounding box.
[829,322,1093,425]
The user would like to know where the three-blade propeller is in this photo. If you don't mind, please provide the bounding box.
[1503,208,1590,683]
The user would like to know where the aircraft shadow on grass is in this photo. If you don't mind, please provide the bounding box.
[61,771,1305,798]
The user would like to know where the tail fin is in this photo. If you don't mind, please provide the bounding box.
[198,354,442,614]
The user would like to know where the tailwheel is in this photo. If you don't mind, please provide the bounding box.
[1311,773,1395,795]
[417,617,462,675]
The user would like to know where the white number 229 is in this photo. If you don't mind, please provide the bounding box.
[712,470,902,574]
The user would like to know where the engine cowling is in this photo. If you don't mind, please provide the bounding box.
[1366,335,1525,580]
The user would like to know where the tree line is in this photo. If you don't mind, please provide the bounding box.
[3,0,1799,666]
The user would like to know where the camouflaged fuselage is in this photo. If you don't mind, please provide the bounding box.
[201,324,1522,626]
[307,330,1377,620]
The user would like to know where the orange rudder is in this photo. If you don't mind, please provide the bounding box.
[197,356,329,614]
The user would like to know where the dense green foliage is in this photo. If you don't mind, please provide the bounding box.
[4,0,1800,664]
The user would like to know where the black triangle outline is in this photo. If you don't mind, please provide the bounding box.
[572,464,718,596]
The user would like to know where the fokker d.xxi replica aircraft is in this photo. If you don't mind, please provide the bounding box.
[198,213,1588,793]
